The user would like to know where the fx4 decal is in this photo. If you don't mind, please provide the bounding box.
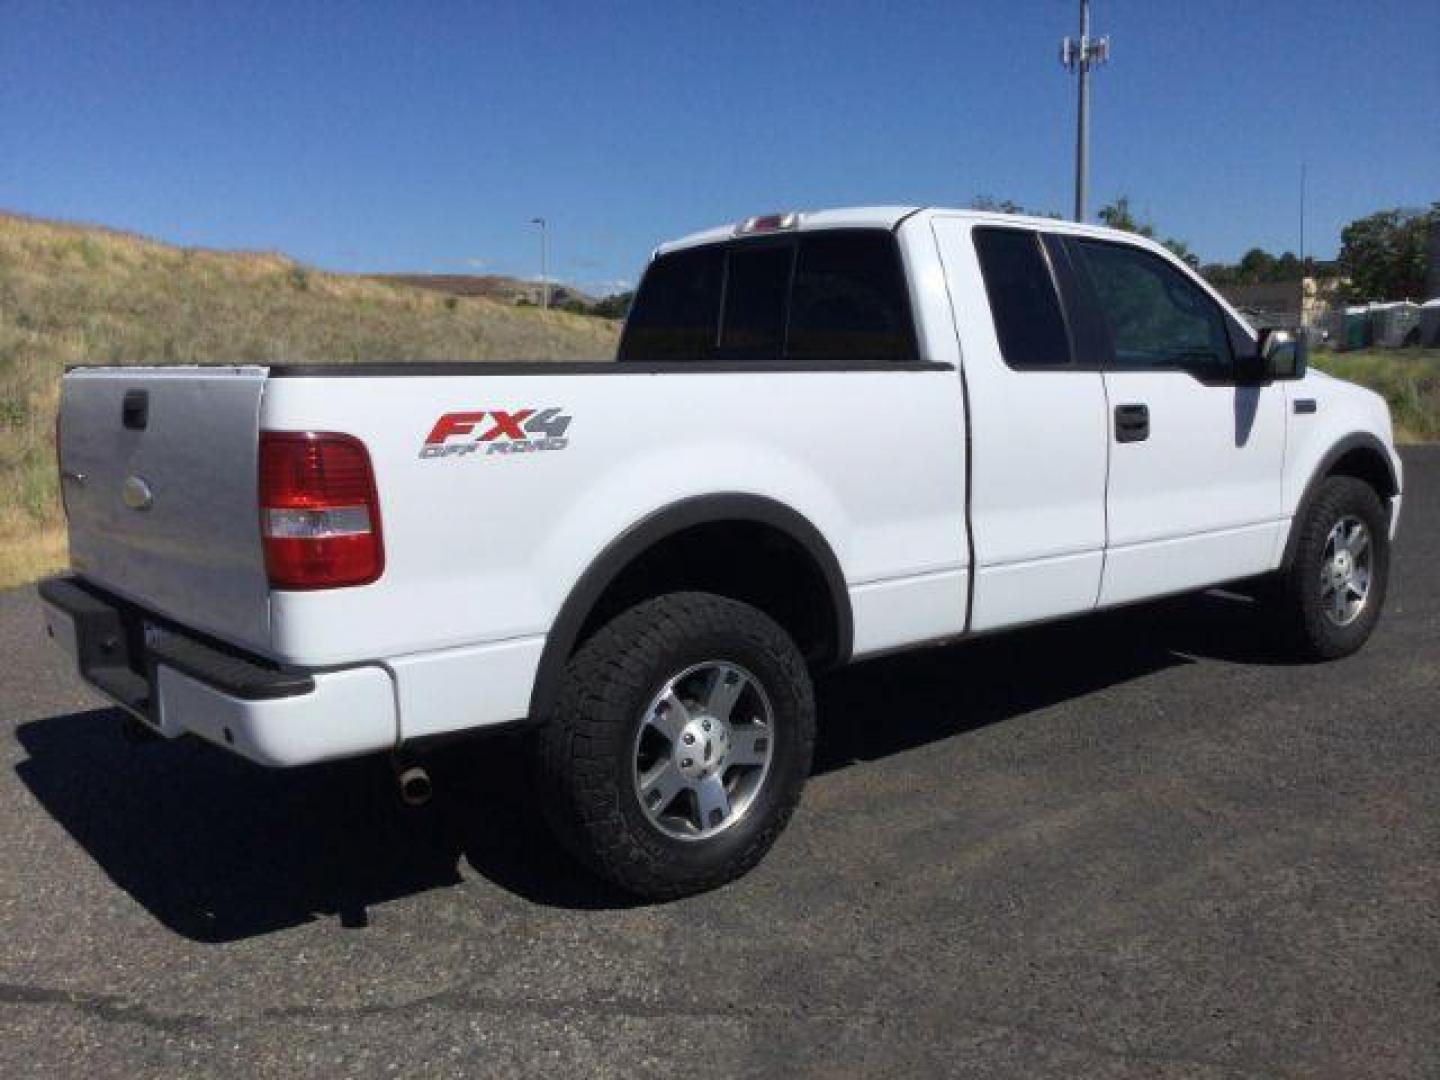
[419,408,572,459]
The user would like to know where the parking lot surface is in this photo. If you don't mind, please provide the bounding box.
[2,447,1437,1078]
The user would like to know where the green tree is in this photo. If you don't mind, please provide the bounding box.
[1097,196,1199,268]
[969,195,1062,219]
[970,195,1025,215]
[1338,204,1439,301]
[1201,248,1317,287]
[1237,248,1276,284]
[1098,195,1148,235]
[1160,237,1200,270]
[1200,261,1239,286]
[591,290,634,320]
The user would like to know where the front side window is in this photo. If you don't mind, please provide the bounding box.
[1074,240,1232,374]
[619,230,914,364]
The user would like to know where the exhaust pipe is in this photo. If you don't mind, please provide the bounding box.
[395,763,433,807]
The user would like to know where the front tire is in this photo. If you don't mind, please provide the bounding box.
[536,592,816,900]
[1275,476,1391,660]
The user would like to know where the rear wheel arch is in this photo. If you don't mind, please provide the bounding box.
[1281,433,1398,573]
[527,494,852,721]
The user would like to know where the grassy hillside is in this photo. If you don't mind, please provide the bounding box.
[0,212,619,588]
[372,273,599,309]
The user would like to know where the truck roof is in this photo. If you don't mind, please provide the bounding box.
[655,205,1181,260]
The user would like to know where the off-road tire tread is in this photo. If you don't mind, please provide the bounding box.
[1277,475,1390,661]
[536,592,815,900]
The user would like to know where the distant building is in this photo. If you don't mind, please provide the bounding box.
[1216,282,1301,328]
[1216,277,1342,332]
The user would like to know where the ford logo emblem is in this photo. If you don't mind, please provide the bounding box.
[122,476,154,511]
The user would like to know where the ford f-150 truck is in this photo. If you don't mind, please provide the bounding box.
[40,207,1402,899]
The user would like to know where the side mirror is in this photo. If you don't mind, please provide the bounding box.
[1257,328,1308,381]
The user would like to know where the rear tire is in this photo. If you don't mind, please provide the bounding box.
[536,592,815,900]
[1274,476,1391,660]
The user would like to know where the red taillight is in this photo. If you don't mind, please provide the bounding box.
[259,432,384,590]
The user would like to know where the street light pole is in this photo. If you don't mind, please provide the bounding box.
[530,217,549,310]
[1061,1,1109,223]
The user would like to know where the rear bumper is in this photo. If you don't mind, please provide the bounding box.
[39,576,396,767]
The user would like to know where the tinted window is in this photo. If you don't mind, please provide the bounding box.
[620,229,916,364]
[619,247,723,361]
[972,228,1071,369]
[719,245,793,355]
[1075,240,1232,373]
[787,233,913,361]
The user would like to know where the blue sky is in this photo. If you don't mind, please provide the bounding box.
[3,1,1436,294]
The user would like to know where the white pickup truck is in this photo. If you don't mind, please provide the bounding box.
[41,207,1402,898]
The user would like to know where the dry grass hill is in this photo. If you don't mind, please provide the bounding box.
[372,273,599,309]
[0,212,619,588]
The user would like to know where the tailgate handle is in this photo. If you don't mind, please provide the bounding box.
[122,390,149,430]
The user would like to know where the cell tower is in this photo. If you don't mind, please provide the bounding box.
[1061,0,1110,222]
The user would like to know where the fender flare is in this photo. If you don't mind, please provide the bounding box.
[526,493,853,721]
[1280,432,1399,572]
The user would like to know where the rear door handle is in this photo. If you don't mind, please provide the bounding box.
[1114,403,1149,443]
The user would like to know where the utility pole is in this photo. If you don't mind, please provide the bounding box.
[530,217,549,309]
[1299,163,1307,269]
[1299,163,1307,329]
[1061,0,1110,222]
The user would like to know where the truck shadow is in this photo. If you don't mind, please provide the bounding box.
[812,585,1293,773]
[14,586,1294,940]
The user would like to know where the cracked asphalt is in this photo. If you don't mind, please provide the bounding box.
[3,447,1437,1078]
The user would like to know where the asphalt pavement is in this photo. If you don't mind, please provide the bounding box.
[2,448,1437,1078]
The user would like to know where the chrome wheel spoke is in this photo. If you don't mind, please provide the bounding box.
[728,726,770,767]
[1348,527,1370,559]
[694,774,731,828]
[639,760,686,814]
[648,688,691,742]
[702,665,748,723]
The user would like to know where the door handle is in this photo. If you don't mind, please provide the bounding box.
[1114,403,1149,443]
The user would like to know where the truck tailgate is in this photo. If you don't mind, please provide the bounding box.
[59,367,271,651]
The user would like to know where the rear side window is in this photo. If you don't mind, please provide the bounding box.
[972,227,1072,369]
[619,246,723,360]
[619,230,915,364]
[788,232,912,361]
